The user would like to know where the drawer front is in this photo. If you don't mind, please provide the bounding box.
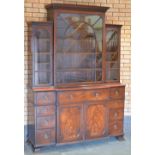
[36,105,55,116]
[109,120,123,136]
[35,92,55,105]
[36,129,55,146]
[108,100,124,109]
[36,116,55,129]
[109,108,124,121]
[58,89,109,104]
[110,87,125,99]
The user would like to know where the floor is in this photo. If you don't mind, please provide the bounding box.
[24,116,131,155]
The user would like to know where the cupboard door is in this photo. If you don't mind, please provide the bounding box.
[84,102,107,139]
[31,22,53,86]
[105,25,121,82]
[58,104,83,143]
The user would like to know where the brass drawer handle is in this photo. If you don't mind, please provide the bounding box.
[95,92,99,97]
[114,112,118,117]
[114,124,118,129]
[44,133,49,139]
[115,90,119,95]
[69,95,73,99]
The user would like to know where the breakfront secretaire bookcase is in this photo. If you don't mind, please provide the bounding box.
[28,3,125,151]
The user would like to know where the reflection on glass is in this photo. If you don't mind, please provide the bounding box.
[106,30,118,51]
[56,13,103,84]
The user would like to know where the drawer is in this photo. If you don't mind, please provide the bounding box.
[109,120,123,136]
[36,128,55,146]
[36,116,55,129]
[110,87,125,99]
[109,108,124,121]
[36,105,55,116]
[58,89,109,104]
[108,100,124,108]
[35,92,55,105]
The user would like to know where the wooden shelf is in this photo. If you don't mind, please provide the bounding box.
[57,68,102,72]
[57,52,102,55]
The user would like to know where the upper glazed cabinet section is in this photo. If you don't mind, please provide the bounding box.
[31,4,122,87]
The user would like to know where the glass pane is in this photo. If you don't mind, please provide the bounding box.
[106,52,118,61]
[35,29,50,52]
[56,13,103,84]
[56,71,96,83]
[35,54,50,63]
[35,72,51,85]
[56,53,98,69]
[35,63,50,71]
[106,69,119,81]
[106,62,119,69]
[106,30,118,52]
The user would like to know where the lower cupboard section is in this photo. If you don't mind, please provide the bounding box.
[57,102,109,144]
[30,86,125,148]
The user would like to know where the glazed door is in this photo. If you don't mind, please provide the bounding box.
[84,102,108,139]
[57,104,83,143]
[105,25,121,82]
[31,22,53,87]
[55,12,104,84]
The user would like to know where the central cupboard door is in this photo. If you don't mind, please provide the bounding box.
[58,104,83,143]
[84,102,107,139]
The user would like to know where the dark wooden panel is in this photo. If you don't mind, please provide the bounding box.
[110,87,125,99]
[35,92,55,105]
[108,100,124,108]
[35,128,55,146]
[84,102,107,139]
[109,120,123,136]
[109,108,124,121]
[36,116,55,129]
[58,89,109,104]
[46,3,109,13]
[58,104,83,143]
[36,105,55,116]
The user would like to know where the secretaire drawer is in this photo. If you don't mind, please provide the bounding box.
[108,100,124,108]
[58,89,109,104]
[35,92,55,105]
[36,116,55,129]
[110,87,125,99]
[36,105,55,116]
[109,108,124,121]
